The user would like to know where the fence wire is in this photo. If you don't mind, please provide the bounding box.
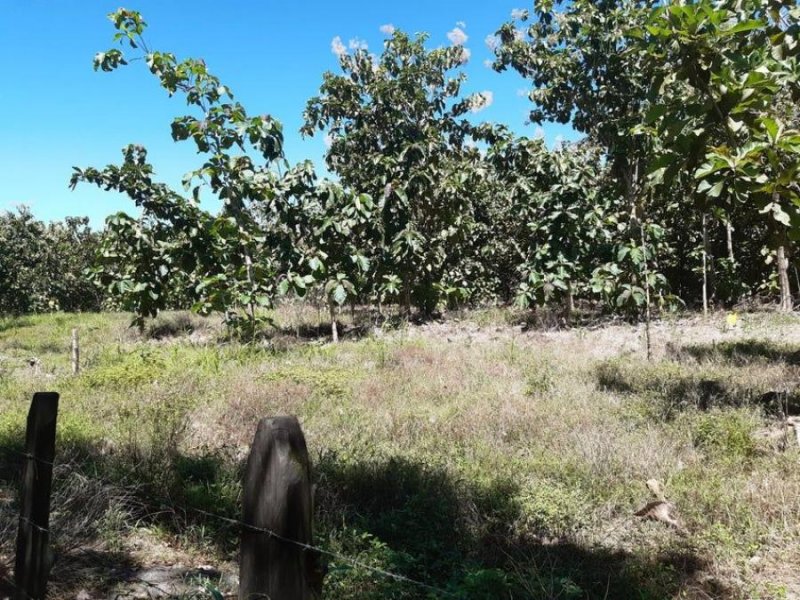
[3,449,460,599]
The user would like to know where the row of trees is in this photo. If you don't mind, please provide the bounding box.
[52,2,800,334]
[0,208,103,315]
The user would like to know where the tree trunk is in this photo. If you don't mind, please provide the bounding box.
[244,254,256,339]
[778,245,792,312]
[702,213,709,317]
[641,221,653,361]
[566,281,575,323]
[329,301,338,343]
[726,221,735,264]
[628,158,652,362]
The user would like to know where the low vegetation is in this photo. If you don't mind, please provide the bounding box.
[1,308,798,598]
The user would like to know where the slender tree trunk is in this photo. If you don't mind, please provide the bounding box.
[244,254,256,339]
[778,245,793,312]
[403,287,412,320]
[641,221,652,361]
[794,266,800,302]
[566,281,575,323]
[726,221,735,264]
[702,213,709,317]
[329,301,339,343]
[628,158,652,361]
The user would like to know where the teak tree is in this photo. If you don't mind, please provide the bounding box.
[303,30,496,316]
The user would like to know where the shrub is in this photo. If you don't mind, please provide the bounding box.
[692,410,758,459]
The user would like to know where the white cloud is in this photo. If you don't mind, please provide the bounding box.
[554,134,565,147]
[323,132,334,149]
[470,90,494,113]
[517,88,529,97]
[349,37,369,51]
[459,47,472,64]
[511,8,528,20]
[447,27,468,46]
[331,36,347,57]
[533,126,545,139]
[483,58,494,68]
[380,23,395,35]
[485,34,500,51]
[514,28,525,41]
[456,20,467,29]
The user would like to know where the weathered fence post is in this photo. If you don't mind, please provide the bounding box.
[14,392,59,600]
[239,416,322,600]
[71,329,79,375]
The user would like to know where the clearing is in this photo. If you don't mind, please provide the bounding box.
[0,308,798,599]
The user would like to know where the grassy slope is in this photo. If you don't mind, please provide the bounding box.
[0,309,799,599]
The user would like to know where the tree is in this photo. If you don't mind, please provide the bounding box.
[0,208,103,315]
[72,9,308,333]
[303,29,496,316]
[639,0,800,311]
[487,135,621,315]
[494,0,667,351]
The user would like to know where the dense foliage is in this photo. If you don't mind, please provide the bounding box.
[0,208,103,314]
[14,2,799,331]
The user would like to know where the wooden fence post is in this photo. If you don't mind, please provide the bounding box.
[71,329,79,375]
[239,416,322,600]
[14,392,59,600]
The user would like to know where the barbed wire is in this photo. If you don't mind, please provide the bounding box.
[186,505,459,598]
[3,452,459,598]
[15,453,54,468]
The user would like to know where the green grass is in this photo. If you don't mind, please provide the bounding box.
[0,309,799,598]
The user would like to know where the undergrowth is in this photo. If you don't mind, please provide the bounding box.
[0,309,798,598]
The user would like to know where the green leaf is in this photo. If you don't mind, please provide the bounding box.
[332,283,348,305]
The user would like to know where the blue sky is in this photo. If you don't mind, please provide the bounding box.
[0,1,578,226]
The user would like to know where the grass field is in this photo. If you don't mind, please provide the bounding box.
[0,308,799,599]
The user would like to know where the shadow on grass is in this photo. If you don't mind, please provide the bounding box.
[312,454,729,599]
[596,358,800,418]
[671,339,800,367]
[0,430,734,599]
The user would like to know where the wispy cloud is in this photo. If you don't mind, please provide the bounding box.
[456,20,467,29]
[511,8,527,20]
[470,90,494,113]
[331,36,346,57]
[533,126,545,139]
[447,27,468,46]
[485,34,500,51]
[380,23,395,35]
[349,37,368,51]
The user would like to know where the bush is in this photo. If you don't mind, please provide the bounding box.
[692,410,758,459]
